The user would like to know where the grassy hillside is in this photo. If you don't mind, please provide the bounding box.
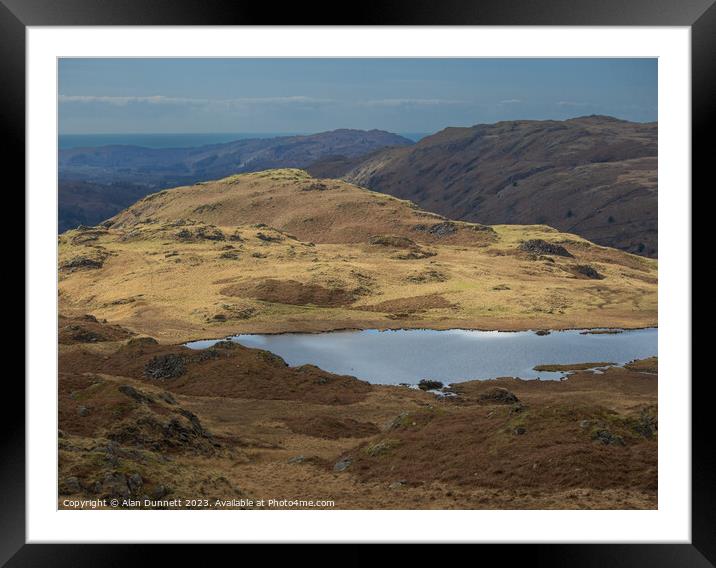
[58,169,657,342]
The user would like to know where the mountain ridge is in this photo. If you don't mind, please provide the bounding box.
[307,116,658,257]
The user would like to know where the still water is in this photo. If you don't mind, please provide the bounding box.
[185,328,657,385]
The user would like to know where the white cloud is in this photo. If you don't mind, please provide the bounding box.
[557,100,590,107]
[499,99,522,104]
[359,98,468,107]
[58,95,333,107]
[59,95,174,105]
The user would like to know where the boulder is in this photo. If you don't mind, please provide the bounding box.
[333,458,352,472]
[151,484,169,499]
[101,472,130,498]
[127,473,143,494]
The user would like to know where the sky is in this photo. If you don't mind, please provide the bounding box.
[58,58,657,135]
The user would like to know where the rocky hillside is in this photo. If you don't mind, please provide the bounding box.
[58,169,657,342]
[308,116,657,257]
[58,129,413,231]
[58,314,657,510]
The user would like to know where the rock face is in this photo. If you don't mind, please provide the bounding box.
[314,116,657,257]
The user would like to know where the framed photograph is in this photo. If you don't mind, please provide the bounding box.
[11,0,707,562]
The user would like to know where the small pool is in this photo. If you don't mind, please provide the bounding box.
[185,327,657,385]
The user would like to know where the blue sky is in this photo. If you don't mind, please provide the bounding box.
[59,58,657,134]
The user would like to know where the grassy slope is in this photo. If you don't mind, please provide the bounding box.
[58,169,657,342]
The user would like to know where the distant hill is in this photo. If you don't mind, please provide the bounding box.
[58,129,413,231]
[307,116,658,257]
[58,180,150,233]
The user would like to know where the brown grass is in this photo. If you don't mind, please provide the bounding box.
[221,278,359,308]
[58,316,657,510]
[357,293,455,314]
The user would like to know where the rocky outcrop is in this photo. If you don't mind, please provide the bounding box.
[144,354,186,380]
[572,264,605,279]
[519,239,573,258]
[418,379,444,391]
[478,387,519,404]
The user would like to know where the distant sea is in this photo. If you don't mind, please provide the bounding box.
[58,132,430,150]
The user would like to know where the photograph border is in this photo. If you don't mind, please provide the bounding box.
[9,0,707,563]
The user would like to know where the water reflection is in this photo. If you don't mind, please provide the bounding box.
[186,328,657,385]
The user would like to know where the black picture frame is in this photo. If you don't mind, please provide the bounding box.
[7,0,707,563]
